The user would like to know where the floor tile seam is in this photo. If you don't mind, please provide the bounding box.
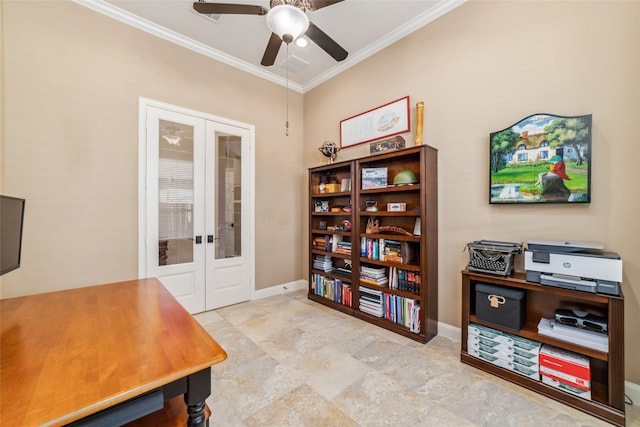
[215,368,306,422]
[334,367,429,402]
[450,370,608,426]
[203,323,271,365]
[240,383,364,427]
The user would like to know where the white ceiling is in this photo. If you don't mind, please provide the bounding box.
[75,0,464,93]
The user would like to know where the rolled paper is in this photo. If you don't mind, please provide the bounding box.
[415,101,424,146]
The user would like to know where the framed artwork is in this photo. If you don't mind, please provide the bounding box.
[361,167,388,189]
[340,97,410,148]
[314,200,329,212]
[489,113,592,204]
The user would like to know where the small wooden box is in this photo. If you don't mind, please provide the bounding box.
[387,202,406,212]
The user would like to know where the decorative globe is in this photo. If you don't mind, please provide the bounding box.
[319,141,340,164]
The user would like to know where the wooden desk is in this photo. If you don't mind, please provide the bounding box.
[0,278,227,426]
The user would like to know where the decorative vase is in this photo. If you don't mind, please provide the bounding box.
[414,101,424,146]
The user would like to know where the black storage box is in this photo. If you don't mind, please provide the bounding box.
[475,283,525,331]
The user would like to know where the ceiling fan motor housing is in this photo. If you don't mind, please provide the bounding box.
[270,0,312,11]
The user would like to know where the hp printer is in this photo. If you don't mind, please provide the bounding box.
[524,240,622,296]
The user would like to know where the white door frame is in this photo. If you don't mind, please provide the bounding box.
[138,97,255,309]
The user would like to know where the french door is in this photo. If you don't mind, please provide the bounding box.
[139,99,254,313]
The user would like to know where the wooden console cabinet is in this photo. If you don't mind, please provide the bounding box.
[461,270,625,426]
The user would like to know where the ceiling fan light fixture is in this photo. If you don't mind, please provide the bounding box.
[295,36,309,48]
[266,4,309,44]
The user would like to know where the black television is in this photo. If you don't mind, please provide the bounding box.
[1,195,26,275]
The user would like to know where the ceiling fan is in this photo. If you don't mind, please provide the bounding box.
[193,0,349,66]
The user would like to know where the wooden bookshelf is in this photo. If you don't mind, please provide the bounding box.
[308,146,438,343]
[461,270,625,426]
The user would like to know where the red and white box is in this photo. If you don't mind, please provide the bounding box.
[541,374,592,400]
[539,344,590,380]
[540,365,591,391]
[540,344,591,400]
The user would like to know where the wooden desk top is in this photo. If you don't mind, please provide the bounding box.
[0,278,227,426]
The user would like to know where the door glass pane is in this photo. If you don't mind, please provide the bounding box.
[215,133,242,259]
[158,120,194,266]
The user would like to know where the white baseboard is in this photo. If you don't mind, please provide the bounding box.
[437,321,461,342]
[251,279,307,300]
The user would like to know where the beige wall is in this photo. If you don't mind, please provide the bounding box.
[303,1,640,383]
[3,0,640,386]
[1,1,303,295]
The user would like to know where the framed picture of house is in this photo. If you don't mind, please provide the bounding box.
[489,113,592,204]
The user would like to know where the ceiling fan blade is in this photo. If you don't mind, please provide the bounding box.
[308,0,344,10]
[261,33,282,66]
[306,22,348,62]
[193,2,267,15]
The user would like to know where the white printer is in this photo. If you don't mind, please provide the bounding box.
[524,240,622,296]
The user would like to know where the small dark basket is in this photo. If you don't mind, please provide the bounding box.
[466,240,523,276]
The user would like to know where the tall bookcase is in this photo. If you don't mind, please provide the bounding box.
[308,145,438,343]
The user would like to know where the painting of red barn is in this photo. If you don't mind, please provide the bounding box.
[489,113,592,204]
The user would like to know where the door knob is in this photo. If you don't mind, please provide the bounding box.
[194,235,202,244]
[207,235,214,243]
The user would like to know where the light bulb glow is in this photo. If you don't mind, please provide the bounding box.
[295,36,309,48]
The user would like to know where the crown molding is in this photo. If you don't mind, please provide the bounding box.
[302,0,466,92]
[74,0,465,94]
[73,0,304,93]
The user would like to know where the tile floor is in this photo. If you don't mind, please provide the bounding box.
[194,288,640,427]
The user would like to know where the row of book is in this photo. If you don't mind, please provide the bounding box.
[312,274,352,306]
[359,265,420,293]
[313,235,351,255]
[388,267,421,293]
[360,238,403,262]
[358,286,421,333]
[383,293,420,332]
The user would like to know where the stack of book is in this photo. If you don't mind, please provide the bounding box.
[335,240,351,255]
[312,255,333,272]
[332,267,352,278]
[313,236,326,248]
[359,286,384,317]
[359,265,388,287]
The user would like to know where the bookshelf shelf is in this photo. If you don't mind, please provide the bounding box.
[308,146,438,343]
[360,184,421,195]
[360,211,420,217]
